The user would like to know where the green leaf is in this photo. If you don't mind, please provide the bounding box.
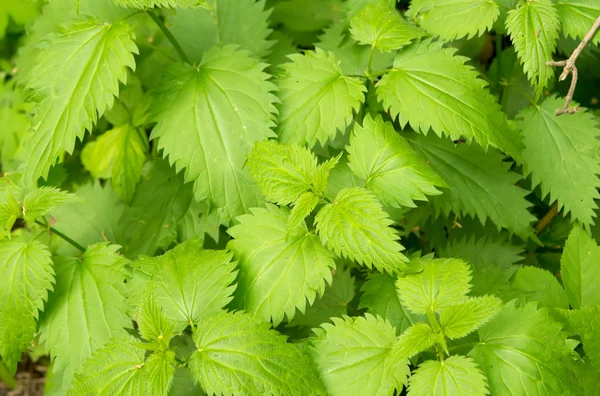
[517,96,600,226]
[188,310,324,396]
[555,0,600,45]
[39,243,132,387]
[359,272,413,334]
[287,192,320,236]
[150,46,277,219]
[561,224,600,309]
[246,140,318,206]
[114,0,210,9]
[560,306,600,371]
[23,18,137,183]
[396,258,471,315]
[315,187,408,273]
[133,239,237,332]
[438,236,522,296]
[346,114,446,208]
[377,40,522,160]
[145,349,177,396]
[170,0,273,62]
[0,240,54,372]
[440,296,503,340]
[136,286,174,344]
[506,266,569,309]
[228,205,335,325]
[349,0,423,52]
[309,314,409,396]
[81,124,148,202]
[408,355,489,396]
[470,301,577,395]
[412,133,535,239]
[391,322,442,361]
[275,48,367,147]
[22,186,79,222]
[409,0,500,40]
[506,0,560,93]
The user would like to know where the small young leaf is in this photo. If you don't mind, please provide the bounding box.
[145,349,176,396]
[408,355,489,396]
[349,0,422,52]
[440,296,503,340]
[315,187,408,274]
[309,314,410,396]
[506,0,560,93]
[391,322,441,361]
[137,287,174,344]
[346,114,446,208]
[561,224,600,309]
[396,258,471,315]
[22,186,79,222]
[276,48,366,147]
[287,191,320,236]
[188,311,324,396]
[228,205,335,325]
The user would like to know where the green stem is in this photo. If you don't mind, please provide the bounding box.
[34,220,86,253]
[366,45,376,80]
[0,360,16,389]
[495,32,503,88]
[147,10,190,64]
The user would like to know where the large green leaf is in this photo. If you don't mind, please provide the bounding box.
[188,311,324,396]
[275,48,366,147]
[0,240,54,372]
[412,133,535,240]
[228,205,335,325]
[517,97,600,226]
[377,41,522,160]
[309,315,409,396]
[150,46,277,219]
[561,225,600,309]
[23,18,137,183]
[315,187,408,273]
[132,239,237,332]
[39,243,132,387]
[346,114,446,208]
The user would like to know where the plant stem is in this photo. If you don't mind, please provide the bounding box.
[535,201,559,235]
[34,220,86,253]
[0,360,16,389]
[495,32,503,88]
[147,10,190,64]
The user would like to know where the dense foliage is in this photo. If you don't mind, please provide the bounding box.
[0,0,600,395]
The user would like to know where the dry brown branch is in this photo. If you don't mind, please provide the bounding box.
[547,16,600,116]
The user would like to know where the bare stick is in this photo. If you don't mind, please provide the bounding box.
[547,15,600,116]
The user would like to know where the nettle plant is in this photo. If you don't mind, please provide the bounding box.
[0,0,600,394]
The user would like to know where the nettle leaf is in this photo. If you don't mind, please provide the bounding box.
[396,258,471,315]
[170,0,273,62]
[561,306,600,371]
[39,243,132,386]
[346,114,446,208]
[23,18,137,183]
[0,240,53,372]
[113,0,210,9]
[517,97,600,226]
[287,191,320,236]
[188,310,324,396]
[561,224,600,309]
[145,349,177,396]
[412,133,535,240]
[133,239,237,332]
[228,205,335,325]
[359,272,413,334]
[506,0,560,93]
[470,301,577,395]
[247,140,318,206]
[276,48,366,147]
[408,355,489,396]
[555,0,600,45]
[507,266,569,309]
[150,46,277,219]
[391,322,441,361]
[409,0,500,40]
[377,40,522,160]
[22,186,79,222]
[81,124,148,203]
[349,0,423,52]
[440,296,502,340]
[315,187,408,273]
[136,287,174,343]
[309,314,409,396]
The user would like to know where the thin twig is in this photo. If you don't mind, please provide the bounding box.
[34,220,86,253]
[535,201,559,234]
[147,10,190,64]
[547,16,600,116]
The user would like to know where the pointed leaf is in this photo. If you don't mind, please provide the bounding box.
[561,224,600,309]
[507,266,569,309]
[391,322,441,361]
[287,192,320,236]
[145,349,176,396]
[22,186,80,222]
[556,0,600,45]
[137,287,174,344]
[440,296,503,340]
